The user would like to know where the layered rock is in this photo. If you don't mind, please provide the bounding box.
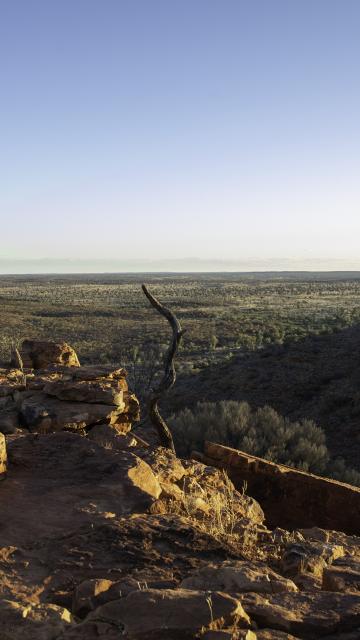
[69,588,250,639]
[195,442,360,535]
[1,427,360,638]
[16,339,80,369]
[0,341,139,435]
[1,343,360,638]
[239,591,360,639]
[180,561,298,594]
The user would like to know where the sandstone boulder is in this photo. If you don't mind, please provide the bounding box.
[239,591,360,639]
[42,379,124,405]
[71,365,127,381]
[19,340,80,369]
[83,588,250,638]
[322,563,360,593]
[20,393,126,432]
[87,423,137,450]
[299,528,360,560]
[72,578,115,617]
[181,561,298,594]
[71,575,181,618]
[281,541,344,579]
[198,442,360,535]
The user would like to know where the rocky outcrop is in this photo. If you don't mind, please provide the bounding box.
[239,591,360,638]
[180,561,298,594]
[195,442,360,535]
[0,342,140,435]
[17,339,80,369]
[1,428,360,639]
[66,588,250,639]
[1,343,360,638]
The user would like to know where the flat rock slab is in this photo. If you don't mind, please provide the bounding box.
[181,560,297,594]
[0,432,160,546]
[199,442,360,535]
[323,564,360,593]
[42,379,124,405]
[20,393,125,432]
[64,588,249,639]
[239,591,360,639]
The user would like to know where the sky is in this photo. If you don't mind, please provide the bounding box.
[1,0,360,272]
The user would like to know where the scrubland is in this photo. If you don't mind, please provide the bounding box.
[2,272,360,479]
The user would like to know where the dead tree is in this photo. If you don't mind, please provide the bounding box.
[142,284,184,452]
[11,345,26,388]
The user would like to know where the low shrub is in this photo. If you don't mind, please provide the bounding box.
[170,400,360,486]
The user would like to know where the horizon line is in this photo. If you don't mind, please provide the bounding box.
[2,269,360,277]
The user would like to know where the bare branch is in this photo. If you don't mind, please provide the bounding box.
[12,347,23,371]
[11,345,27,388]
[142,284,184,452]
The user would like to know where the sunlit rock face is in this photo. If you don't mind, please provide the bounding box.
[195,441,360,535]
[0,341,140,436]
[1,341,360,638]
[17,339,81,369]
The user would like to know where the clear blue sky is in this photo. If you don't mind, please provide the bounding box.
[1,0,360,271]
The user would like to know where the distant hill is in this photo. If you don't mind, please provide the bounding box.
[167,324,360,470]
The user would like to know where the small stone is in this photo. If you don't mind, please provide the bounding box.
[87,424,137,450]
[72,579,114,617]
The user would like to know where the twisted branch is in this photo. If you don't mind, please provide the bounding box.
[142,284,184,452]
[11,345,26,388]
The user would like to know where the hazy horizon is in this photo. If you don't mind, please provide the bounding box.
[2,256,360,275]
[1,1,360,263]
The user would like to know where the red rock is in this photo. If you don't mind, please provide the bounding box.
[197,442,360,535]
[19,340,80,369]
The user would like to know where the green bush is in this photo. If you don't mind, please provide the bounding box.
[170,400,360,486]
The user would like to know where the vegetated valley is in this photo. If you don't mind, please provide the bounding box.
[1,271,360,482]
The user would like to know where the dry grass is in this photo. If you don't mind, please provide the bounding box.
[168,470,245,541]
